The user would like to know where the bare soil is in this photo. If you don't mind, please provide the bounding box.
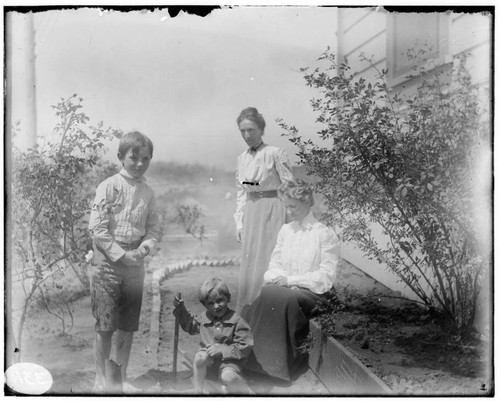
[16,249,492,396]
[157,262,330,395]
[324,298,492,395]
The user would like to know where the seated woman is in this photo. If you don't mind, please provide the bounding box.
[243,179,339,382]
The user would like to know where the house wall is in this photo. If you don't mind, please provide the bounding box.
[339,9,491,85]
[335,8,492,300]
[339,8,387,80]
[451,13,491,86]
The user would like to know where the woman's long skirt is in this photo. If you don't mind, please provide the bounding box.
[243,284,327,382]
[236,196,286,314]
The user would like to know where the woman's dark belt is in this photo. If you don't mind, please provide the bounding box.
[247,189,278,200]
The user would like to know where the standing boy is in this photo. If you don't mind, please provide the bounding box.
[88,131,160,393]
[173,277,253,394]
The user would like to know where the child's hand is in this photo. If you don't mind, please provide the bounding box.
[173,294,185,310]
[137,244,150,257]
[121,250,142,266]
[206,344,223,358]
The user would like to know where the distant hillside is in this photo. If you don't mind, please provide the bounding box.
[148,161,234,186]
[149,161,316,186]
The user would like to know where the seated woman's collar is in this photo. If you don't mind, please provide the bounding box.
[296,211,316,228]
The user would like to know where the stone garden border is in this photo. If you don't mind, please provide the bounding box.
[150,258,392,395]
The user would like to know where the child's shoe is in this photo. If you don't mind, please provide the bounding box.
[91,383,105,394]
[122,382,142,394]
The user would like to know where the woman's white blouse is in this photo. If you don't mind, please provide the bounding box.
[234,144,294,231]
[264,212,339,294]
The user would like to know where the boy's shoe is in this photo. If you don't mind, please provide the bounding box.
[122,382,142,394]
[91,383,106,394]
[192,388,210,395]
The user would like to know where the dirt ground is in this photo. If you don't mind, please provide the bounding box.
[15,245,492,396]
[326,297,492,396]
[157,258,492,396]
[157,263,330,395]
[16,261,328,396]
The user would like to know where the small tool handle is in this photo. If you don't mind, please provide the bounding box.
[173,292,182,377]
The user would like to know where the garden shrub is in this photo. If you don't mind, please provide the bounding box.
[174,203,207,244]
[10,95,120,358]
[278,49,491,339]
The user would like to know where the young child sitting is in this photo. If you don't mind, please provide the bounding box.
[173,277,253,394]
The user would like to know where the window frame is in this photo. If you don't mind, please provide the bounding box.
[386,13,451,87]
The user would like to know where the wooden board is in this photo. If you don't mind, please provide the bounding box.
[308,320,392,395]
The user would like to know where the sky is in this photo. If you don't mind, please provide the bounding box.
[9,6,339,171]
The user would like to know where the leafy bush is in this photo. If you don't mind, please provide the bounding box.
[10,95,120,358]
[174,203,207,244]
[278,49,490,339]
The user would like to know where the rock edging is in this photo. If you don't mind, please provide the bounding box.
[157,256,241,284]
[149,258,239,371]
[149,258,391,395]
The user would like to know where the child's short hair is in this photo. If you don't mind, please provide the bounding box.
[198,277,231,305]
[118,131,154,158]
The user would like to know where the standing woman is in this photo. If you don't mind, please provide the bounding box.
[234,107,295,314]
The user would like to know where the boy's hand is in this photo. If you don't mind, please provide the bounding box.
[137,244,150,257]
[121,250,142,266]
[206,344,223,358]
[173,294,185,310]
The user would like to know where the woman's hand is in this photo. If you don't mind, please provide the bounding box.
[269,275,288,287]
[236,229,243,243]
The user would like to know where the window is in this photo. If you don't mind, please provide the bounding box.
[387,13,450,87]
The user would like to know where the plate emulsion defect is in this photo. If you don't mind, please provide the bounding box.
[5,362,53,395]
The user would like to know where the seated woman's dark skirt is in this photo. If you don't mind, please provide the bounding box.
[242,284,329,382]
